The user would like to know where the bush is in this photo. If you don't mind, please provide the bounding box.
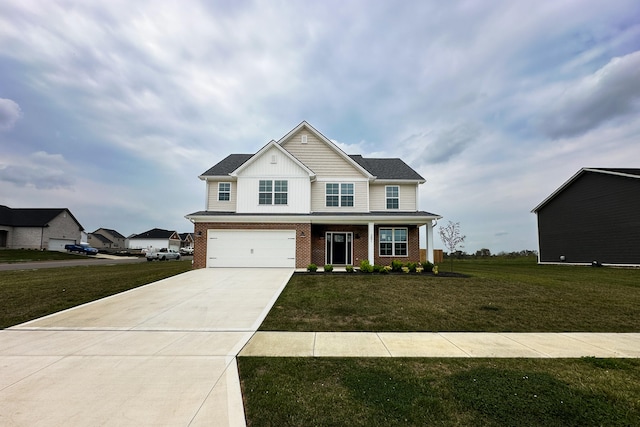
[345,265,354,273]
[421,260,434,271]
[373,264,386,274]
[406,262,418,273]
[324,264,333,272]
[391,259,404,272]
[359,259,373,273]
[307,263,318,273]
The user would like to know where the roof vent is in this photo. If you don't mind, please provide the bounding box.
[301,134,308,144]
[271,155,277,164]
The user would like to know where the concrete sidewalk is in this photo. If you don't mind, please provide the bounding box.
[0,268,294,427]
[240,331,640,358]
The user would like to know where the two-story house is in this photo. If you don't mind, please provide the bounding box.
[186,121,441,269]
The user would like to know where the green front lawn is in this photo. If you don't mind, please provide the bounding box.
[0,260,192,328]
[239,357,640,426]
[259,258,640,332]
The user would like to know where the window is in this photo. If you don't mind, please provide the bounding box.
[259,180,287,205]
[326,183,354,207]
[379,228,408,257]
[218,182,231,201]
[386,186,399,209]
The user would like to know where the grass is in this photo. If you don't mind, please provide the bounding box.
[238,357,640,426]
[259,256,640,332]
[0,260,192,328]
[0,249,91,263]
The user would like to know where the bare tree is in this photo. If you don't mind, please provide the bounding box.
[439,221,466,272]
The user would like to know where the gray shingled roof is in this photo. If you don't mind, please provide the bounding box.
[200,152,424,181]
[130,228,178,239]
[350,155,424,180]
[200,154,253,176]
[0,205,83,229]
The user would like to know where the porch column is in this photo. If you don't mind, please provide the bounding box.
[426,221,435,264]
[368,222,375,263]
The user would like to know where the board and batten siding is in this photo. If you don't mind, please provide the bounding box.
[369,184,417,211]
[207,180,237,212]
[281,130,366,178]
[310,180,368,213]
[235,145,312,214]
[537,172,640,264]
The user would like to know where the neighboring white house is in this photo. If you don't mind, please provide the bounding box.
[127,228,181,252]
[186,121,441,269]
[0,205,85,250]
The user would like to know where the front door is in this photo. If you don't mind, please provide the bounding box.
[326,232,352,265]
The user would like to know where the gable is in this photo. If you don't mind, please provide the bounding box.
[279,124,371,178]
[234,144,312,178]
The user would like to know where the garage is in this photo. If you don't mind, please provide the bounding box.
[48,238,76,251]
[207,229,296,268]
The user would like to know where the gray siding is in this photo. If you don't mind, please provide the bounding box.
[537,172,640,264]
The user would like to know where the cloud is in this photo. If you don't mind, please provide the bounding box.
[0,98,22,131]
[539,50,640,138]
[0,151,74,189]
[406,123,483,165]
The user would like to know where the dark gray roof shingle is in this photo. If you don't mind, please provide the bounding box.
[200,154,253,176]
[350,155,425,180]
[130,228,178,239]
[0,205,83,229]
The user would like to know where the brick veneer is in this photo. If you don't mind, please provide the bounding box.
[192,222,421,269]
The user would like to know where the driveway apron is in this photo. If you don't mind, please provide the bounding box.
[0,268,293,427]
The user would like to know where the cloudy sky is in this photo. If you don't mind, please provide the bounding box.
[1,0,639,253]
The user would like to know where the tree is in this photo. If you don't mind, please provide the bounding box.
[439,221,466,271]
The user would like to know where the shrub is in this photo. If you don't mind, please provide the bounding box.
[345,265,354,273]
[432,265,439,275]
[401,266,410,273]
[421,260,434,271]
[390,259,404,272]
[406,262,418,273]
[383,265,392,273]
[416,266,424,273]
[359,259,373,273]
[307,263,318,273]
[324,264,333,272]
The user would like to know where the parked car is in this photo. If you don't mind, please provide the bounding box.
[145,248,181,261]
[64,243,99,255]
[180,247,194,255]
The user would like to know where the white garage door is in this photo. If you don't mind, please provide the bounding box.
[48,238,76,251]
[207,230,296,268]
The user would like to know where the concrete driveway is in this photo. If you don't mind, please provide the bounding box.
[0,268,293,426]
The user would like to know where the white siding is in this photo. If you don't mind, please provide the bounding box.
[370,184,418,211]
[207,180,237,212]
[235,145,311,214]
[281,130,366,178]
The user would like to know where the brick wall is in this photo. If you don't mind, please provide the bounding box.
[373,225,421,266]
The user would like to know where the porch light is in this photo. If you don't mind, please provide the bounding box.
[300,231,306,237]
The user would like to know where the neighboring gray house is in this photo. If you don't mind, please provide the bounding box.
[128,228,181,252]
[186,121,441,269]
[532,168,640,266]
[88,228,126,250]
[0,205,85,250]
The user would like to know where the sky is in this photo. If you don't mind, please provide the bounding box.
[1,0,639,253]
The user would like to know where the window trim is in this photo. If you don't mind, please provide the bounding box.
[325,182,354,207]
[258,179,288,205]
[218,182,231,202]
[386,185,399,209]
[379,227,408,257]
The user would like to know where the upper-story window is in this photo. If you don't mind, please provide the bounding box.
[386,186,399,209]
[326,183,354,207]
[259,180,288,205]
[218,182,231,201]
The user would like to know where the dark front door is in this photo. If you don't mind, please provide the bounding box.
[326,232,352,265]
